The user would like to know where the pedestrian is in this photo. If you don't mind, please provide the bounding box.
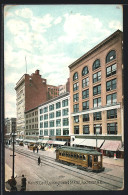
[38,156,41,165]
[37,147,38,153]
[21,174,26,191]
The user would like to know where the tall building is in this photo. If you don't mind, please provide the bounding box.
[69,30,123,157]
[38,92,70,145]
[15,70,59,139]
[4,118,16,143]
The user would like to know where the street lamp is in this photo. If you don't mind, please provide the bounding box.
[10,130,16,178]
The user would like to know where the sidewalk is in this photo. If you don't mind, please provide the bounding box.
[103,156,124,167]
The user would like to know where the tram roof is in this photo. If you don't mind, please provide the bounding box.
[57,146,102,155]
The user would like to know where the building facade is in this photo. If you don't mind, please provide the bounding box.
[15,70,59,139]
[59,78,70,95]
[24,107,39,142]
[69,30,123,156]
[38,92,70,145]
[4,118,16,143]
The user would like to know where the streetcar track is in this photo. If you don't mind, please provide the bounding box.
[6,146,123,190]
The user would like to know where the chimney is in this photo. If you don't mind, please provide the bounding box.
[35,70,39,75]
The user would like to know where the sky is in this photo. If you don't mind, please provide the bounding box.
[4,4,123,118]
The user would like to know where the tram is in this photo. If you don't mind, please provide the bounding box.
[56,146,104,172]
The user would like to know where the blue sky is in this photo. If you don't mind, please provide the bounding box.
[4,4,123,118]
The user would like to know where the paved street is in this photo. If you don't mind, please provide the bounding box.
[5,145,124,191]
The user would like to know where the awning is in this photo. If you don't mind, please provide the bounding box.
[100,141,121,151]
[41,140,48,144]
[23,139,37,143]
[47,140,66,145]
[72,138,85,145]
[80,139,104,148]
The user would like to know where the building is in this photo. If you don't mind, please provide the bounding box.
[4,118,16,144]
[69,30,123,157]
[24,107,39,143]
[59,78,70,95]
[15,70,59,140]
[38,92,70,146]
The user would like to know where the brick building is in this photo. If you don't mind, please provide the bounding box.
[69,30,124,157]
[15,70,59,139]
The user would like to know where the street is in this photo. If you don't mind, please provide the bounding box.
[5,145,124,191]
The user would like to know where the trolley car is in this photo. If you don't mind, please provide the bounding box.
[56,146,104,172]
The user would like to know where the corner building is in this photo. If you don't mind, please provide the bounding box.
[69,30,123,157]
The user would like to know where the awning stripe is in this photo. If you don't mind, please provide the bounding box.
[100,140,121,151]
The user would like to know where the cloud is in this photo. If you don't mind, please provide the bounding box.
[5,102,16,118]
[15,8,33,18]
[109,20,122,30]
[54,17,62,25]
[5,72,25,85]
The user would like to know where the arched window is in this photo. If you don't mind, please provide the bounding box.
[82,66,89,76]
[106,50,116,63]
[93,59,100,71]
[73,72,78,81]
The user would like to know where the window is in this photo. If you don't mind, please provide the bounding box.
[83,114,89,122]
[73,93,79,102]
[56,110,61,117]
[56,119,61,127]
[82,66,89,76]
[56,102,61,109]
[83,125,89,134]
[40,123,43,128]
[50,129,54,136]
[44,114,48,120]
[93,71,101,83]
[73,72,78,81]
[49,104,54,111]
[106,79,116,91]
[106,50,116,63]
[82,89,89,99]
[93,85,101,96]
[93,59,100,71]
[93,112,102,120]
[74,126,79,134]
[106,93,117,105]
[63,118,69,126]
[40,108,43,114]
[44,121,48,128]
[56,129,61,135]
[63,128,69,135]
[106,64,116,77]
[93,97,101,108]
[62,108,68,116]
[40,130,43,135]
[94,124,102,134]
[74,104,79,112]
[74,116,79,123]
[107,123,117,134]
[40,115,43,121]
[62,99,68,107]
[73,82,79,91]
[44,107,48,113]
[82,101,89,110]
[44,129,48,136]
[107,109,117,119]
[49,120,54,127]
[49,112,54,119]
[82,77,89,88]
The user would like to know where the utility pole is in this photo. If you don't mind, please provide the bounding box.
[10,131,16,178]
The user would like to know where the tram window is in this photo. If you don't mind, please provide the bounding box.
[74,153,77,158]
[71,153,74,158]
[59,152,61,155]
[68,153,71,157]
[66,152,68,157]
[77,154,79,159]
[83,155,86,161]
[63,152,65,156]
[98,156,101,162]
[79,155,83,160]
[94,156,98,162]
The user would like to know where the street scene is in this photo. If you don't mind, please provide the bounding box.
[4,5,124,192]
[5,144,124,191]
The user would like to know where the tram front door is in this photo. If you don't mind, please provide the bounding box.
[88,155,92,167]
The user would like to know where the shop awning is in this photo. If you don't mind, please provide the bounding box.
[72,138,85,145]
[100,140,121,151]
[41,140,48,144]
[47,140,66,145]
[23,139,37,143]
[80,139,104,148]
